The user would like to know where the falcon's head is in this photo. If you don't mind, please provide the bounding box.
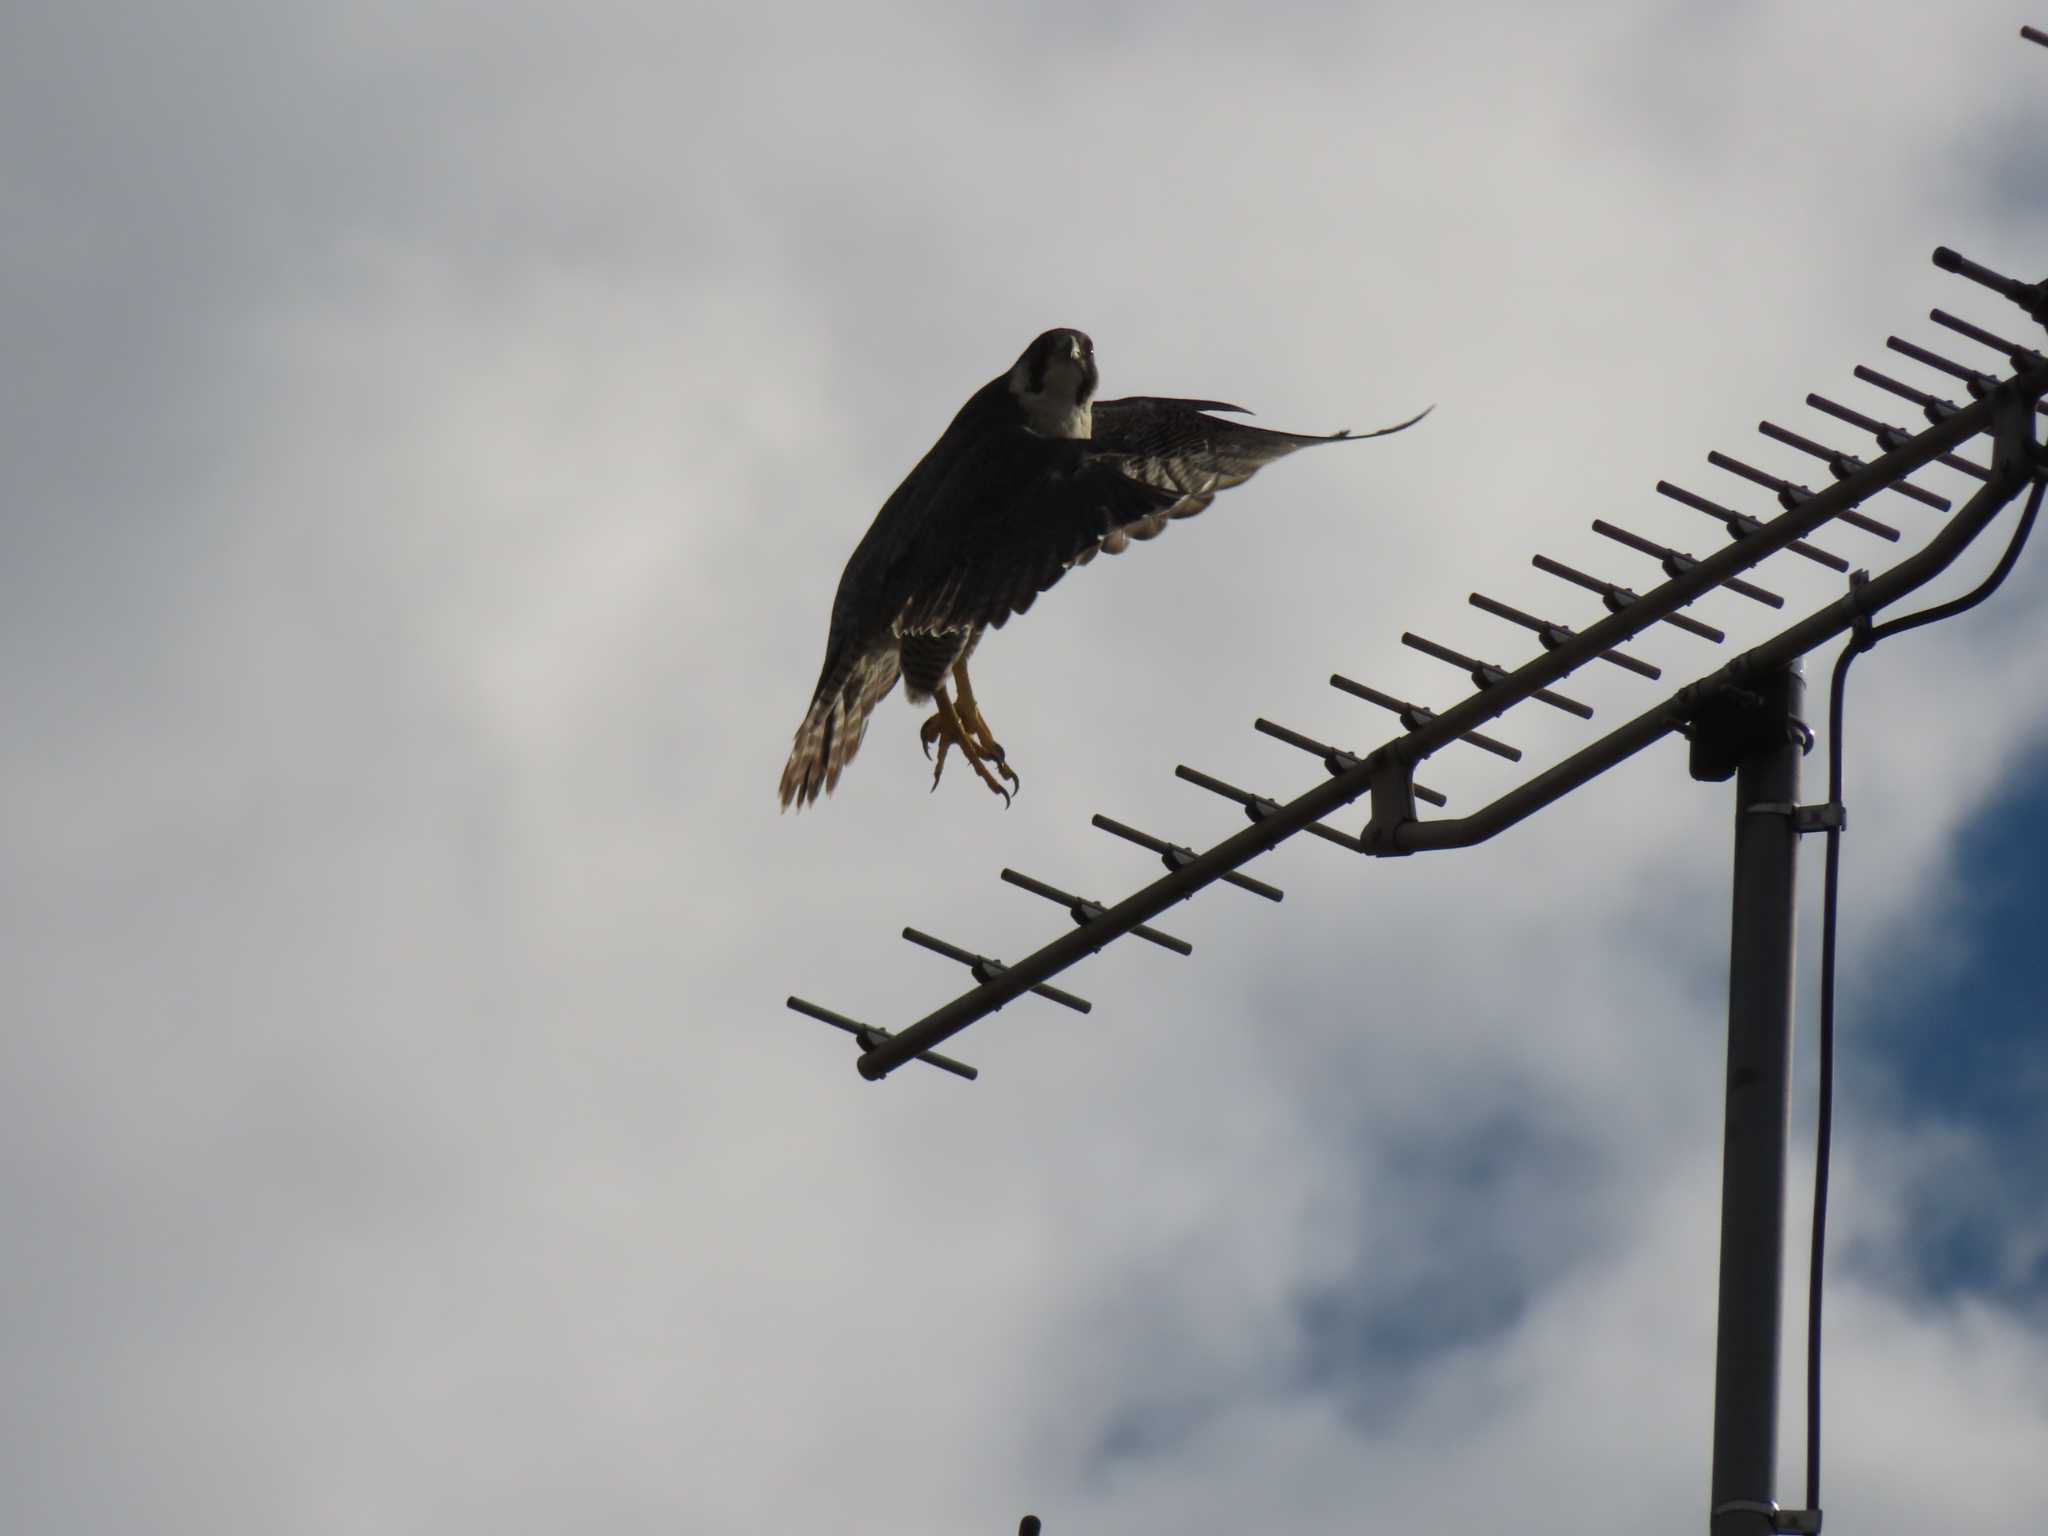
[1007,328,1097,439]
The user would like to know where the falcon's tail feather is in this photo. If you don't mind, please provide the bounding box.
[779,651,901,810]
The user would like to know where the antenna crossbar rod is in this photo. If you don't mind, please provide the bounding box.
[1658,481,1852,573]
[1402,632,1595,718]
[1532,555,1728,642]
[1176,765,1367,852]
[1468,592,1663,679]
[1855,364,1963,423]
[1708,451,1905,539]
[1889,334,2048,419]
[1327,676,1522,761]
[999,868,1193,955]
[1804,392,1989,480]
[787,997,980,1080]
[1930,308,2045,370]
[1751,425,1950,512]
[902,928,1092,1013]
[1091,814,1285,900]
[1594,521,1787,608]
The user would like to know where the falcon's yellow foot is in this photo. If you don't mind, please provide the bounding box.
[919,690,1017,805]
[950,659,1021,795]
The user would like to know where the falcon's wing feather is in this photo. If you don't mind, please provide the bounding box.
[802,379,1012,700]
[890,431,1185,635]
[1067,396,1430,566]
[1093,395,1430,493]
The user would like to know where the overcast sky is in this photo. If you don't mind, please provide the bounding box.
[5,3,2048,1533]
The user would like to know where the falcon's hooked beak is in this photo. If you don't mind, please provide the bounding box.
[1069,332,1099,403]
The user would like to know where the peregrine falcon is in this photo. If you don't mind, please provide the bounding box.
[778,329,1426,809]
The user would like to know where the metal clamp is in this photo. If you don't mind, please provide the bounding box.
[1711,1499,1821,1534]
[1686,681,1809,781]
[1747,801,1846,833]
[1359,751,1418,857]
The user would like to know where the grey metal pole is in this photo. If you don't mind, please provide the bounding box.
[1707,663,1805,1536]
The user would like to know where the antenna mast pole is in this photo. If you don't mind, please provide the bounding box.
[1701,663,1809,1536]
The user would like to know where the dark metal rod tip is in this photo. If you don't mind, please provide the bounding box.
[1539,689,1595,720]
[1932,245,2019,293]
[998,867,1067,904]
[1027,981,1093,1015]
[893,1049,978,1081]
[1854,363,1949,413]
[1177,763,1257,805]
[901,926,974,964]
[1753,421,1833,459]
[1885,479,1951,513]
[788,996,863,1034]
[1255,717,1336,757]
[1835,508,1903,542]
[1329,672,1399,710]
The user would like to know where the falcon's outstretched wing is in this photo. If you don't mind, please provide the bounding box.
[886,427,1187,635]
[1069,396,1431,565]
